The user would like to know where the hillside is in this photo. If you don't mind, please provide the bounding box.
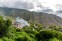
[0,7,62,26]
[0,15,62,41]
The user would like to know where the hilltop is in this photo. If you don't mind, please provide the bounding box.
[0,7,62,26]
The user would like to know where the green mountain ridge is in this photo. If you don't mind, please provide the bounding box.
[0,7,62,26]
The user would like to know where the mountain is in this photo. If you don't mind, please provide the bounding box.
[0,7,62,26]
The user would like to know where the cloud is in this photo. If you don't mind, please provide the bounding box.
[42,8,53,13]
[0,0,34,9]
[0,0,62,17]
[0,0,62,11]
[14,1,34,9]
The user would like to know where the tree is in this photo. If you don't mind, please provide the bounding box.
[15,32,36,41]
[36,30,59,41]
[0,17,12,37]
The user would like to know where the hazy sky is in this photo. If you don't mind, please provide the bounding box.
[0,0,62,17]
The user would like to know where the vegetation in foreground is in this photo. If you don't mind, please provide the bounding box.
[0,16,62,41]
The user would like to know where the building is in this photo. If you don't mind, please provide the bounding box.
[12,17,30,28]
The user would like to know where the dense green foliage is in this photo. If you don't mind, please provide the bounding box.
[0,16,11,37]
[0,16,62,41]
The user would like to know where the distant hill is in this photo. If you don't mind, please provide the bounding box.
[0,7,62,26]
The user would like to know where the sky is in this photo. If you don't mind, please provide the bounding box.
[0,0,62,17]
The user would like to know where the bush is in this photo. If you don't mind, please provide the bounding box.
[0,17,12,37]
[0,38,3,41]
[57,34,62,40]
[15,32,36,41]
[49,38,61,41]
[2,37,14,41]
[48,25,62,31]
[36,30,60,41]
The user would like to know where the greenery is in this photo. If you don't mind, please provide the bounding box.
[0,16,62,41]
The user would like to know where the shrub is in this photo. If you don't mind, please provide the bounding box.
[15,32,36,41]
[49,38,61,41]
[0,38,3,41]
[48,25,62,31]
[57,33,62,40]
[2,37,14,41]
[0,17,11,37]
[36,30,59,41]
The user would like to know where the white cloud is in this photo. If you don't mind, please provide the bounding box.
[0,0,62,17]
[0,0,62,11]
[29,0,62,11]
